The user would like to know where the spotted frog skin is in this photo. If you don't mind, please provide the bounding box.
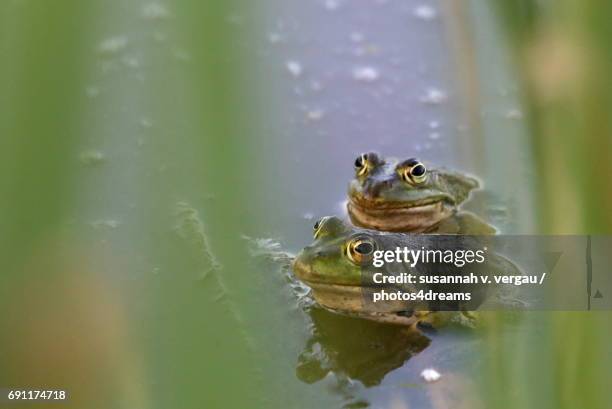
[347,152,496,234]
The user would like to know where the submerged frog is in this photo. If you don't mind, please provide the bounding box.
[292,216,516,328]
[347,152,496,234]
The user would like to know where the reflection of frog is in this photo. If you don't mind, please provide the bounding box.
[245,234,429,393]
[296,306,429,387]
[347,152,496,234]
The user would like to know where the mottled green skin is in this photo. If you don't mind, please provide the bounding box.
[293,216,415,324]
[292,217,512,326]
[293,217,361,286]
[347,153,496,234]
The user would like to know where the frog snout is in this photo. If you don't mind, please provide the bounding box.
[364,180,392,198]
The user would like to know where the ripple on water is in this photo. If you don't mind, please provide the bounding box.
[323,0,340,11]
[98,36,128,54]
[306,109,325,121]
[90,219,121,229]
[174,201,222,277]
[420,88,448,104]
[85,85,100,98]
[421,368,441,382]
[267,32,283,44]
[350,32,364,43]
[413,5,437,21]
[505,109,523,120]
[286,60,303,77]
[140,118,153,128]
[121,56,139,68]
[352,66,379,82]
[79,150,106,166]
[141,3,169,20]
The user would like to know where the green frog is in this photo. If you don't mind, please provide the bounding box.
[292,216,516,328]
[347,152,496,234]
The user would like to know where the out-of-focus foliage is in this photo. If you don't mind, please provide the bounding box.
[493,0,612,234]
[0,0,270,408]
[480,2,612,409]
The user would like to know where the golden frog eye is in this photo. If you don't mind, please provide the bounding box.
[346,237,376,265]
[400,159,427,184]
[313,217,326,238]
[409,163,427,183]
[354,154,369,176]
[313,216,351,240]
[354,152,381,177]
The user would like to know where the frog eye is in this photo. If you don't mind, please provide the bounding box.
[313,216,350,239]
[313,216,330,239]
[410,164,427,182]
[346,237,376,265]
[405,158,420,167]
[354,154,369,176]
[399,159,427,184]
[313,216,342,239]
[353,152,381,177]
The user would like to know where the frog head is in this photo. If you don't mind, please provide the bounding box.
[292,216,416,324]
[293,216,371,288]
[347,152,479,232]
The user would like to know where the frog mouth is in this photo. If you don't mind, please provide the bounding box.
[300,281,419,325]
[293,258,414,325]
[347,196,454,232]
[292,259,421,326]
[303,281,422,326]
[292,258,363,288]
[349,191,455,210]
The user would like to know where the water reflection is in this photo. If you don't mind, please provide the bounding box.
[296,306,430,387]
[247,234,486,408]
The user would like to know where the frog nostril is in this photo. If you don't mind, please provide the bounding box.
[368,181,391,198]
[363,186,378,198]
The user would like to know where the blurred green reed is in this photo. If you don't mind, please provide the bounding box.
[478,2,612,409]
[0,0,277,408]
[493,0,612,234]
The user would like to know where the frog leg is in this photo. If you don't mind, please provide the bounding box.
[413,310,451,330]
[413,310,480,330]
[427,216,461,234]
[454,212,497,235]
[429,211,496,234]
[453,310,480,328]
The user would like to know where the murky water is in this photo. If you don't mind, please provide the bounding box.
[0,0,537,408]
[244,0,535,407]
